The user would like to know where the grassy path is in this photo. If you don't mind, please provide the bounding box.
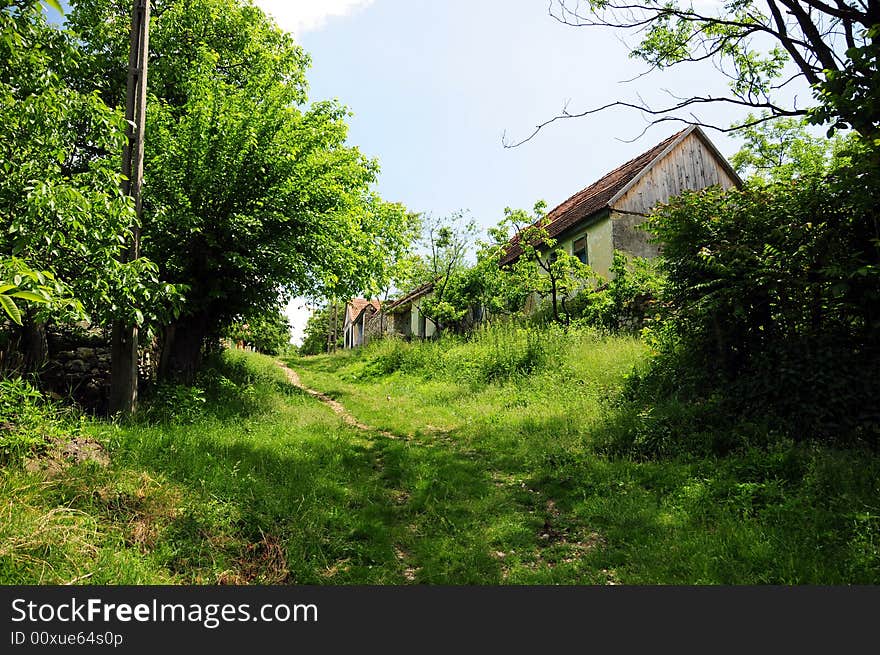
[286,339,880,585]
[275,360,423,580]
[2,344,877,584]
[277,361,397,438]
[283,355,624,585]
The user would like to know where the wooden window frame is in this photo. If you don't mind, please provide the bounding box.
[572,234,588,265]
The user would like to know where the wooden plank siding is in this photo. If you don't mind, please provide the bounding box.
[609,130,740,262]
[612,130,739,216]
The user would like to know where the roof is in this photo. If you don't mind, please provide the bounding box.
[500,127,697,265]
[382,282,435,313]
[346,298,381,323]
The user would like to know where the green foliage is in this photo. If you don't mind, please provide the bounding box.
[342,322,567,386]
[731,114,865,182]
[293,330,880,584]
[555,252,664,331]
[0,0,178,331]
[486,201,597,324]
[403,212,479,334]
[298,303,343,356]
[0,377,78,463]
[223,307,291,356]
[142,383,207,425]
[64,0,410,377]
[639,152,880,443]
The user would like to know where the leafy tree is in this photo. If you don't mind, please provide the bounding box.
[565,251,664,331]
[511,1,880,144]
[223,307,291,355]
[298,303,343,356]
[407,212,479,335]
[0,0,176,370]
[487,202,596,325]
[68,0,411,380]
[644,155,880,439]
[731,113,864,181]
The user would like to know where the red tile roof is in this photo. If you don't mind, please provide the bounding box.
[347,298,381,323]
[500,127,690,265]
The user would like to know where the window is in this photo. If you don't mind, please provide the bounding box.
[573,235,588,265]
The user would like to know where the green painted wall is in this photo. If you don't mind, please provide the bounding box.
[555,214,614,279]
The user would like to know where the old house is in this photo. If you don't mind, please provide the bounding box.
[343,298,381,349]
[500,125,741,278]
[365,283,436,342]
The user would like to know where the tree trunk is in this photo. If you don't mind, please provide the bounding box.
[110,321,139,414]
[19,312,48,373]
[159,313,209,384]
[550,277,561,324]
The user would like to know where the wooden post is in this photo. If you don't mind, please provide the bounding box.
[110,0,150,416]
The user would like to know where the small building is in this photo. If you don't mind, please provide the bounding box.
[343,298,381,349]
[365,282,437,341]
[500,125,741,278]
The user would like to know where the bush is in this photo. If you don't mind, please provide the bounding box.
[569,252,664,331]
[0,378,60,462]
[142,383,206,425]
[635,153,880,444]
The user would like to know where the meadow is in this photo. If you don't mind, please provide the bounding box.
[1,327,878,584]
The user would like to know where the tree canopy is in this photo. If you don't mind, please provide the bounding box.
[0,0,175,337]
[63,0,411,379]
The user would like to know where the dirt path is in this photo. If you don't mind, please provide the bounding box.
[276,362,399,438]
[277,360,419,582]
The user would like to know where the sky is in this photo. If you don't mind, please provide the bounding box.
[257,0,788,343]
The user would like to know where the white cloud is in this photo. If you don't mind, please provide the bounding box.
[254,0,375,36]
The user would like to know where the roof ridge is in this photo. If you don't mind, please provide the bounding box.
[544,127,689,220]
[500,127,691,265]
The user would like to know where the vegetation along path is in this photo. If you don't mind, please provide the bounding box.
[2,336,878,584]
[277,362,397,439]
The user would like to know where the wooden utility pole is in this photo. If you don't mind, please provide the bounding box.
[109,0,150,416]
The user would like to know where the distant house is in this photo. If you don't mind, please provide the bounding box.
[500,125,741,278]
[343,298,381,349]
[365,283,436,342]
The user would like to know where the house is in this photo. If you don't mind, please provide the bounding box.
[500,125,741,278]
[365,282,436,342]
[343,298,381,349]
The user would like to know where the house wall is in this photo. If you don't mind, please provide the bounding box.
[554,213,615,279]
[411,297,437,339]
[392,311,411,337]
[610,131,739,259]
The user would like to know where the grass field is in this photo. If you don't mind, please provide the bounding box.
[1,327,878,584]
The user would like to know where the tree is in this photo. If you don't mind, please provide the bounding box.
[644,154,880,438]
[298,304,342,356]
[407,212,478,335]
[487,202,596,325]
[0,0,176,373]
[731,113,864,181]
[509,1,880,144]
[223,307,291,355]
[68,0,411,380]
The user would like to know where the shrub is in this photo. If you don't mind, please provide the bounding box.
[0,378,59,462]
[636,153,880,444]
[143,383,206,425]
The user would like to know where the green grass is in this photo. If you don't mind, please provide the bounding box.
[1,329,878,584]
[288,327,880,584]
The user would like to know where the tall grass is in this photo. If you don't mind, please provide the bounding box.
[291,324,880,584]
